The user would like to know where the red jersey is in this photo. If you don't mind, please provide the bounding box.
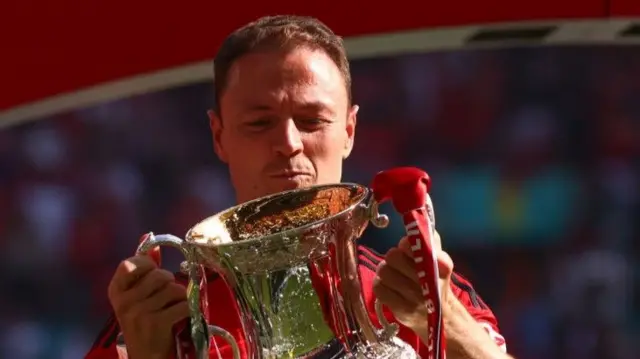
[86,245,506,358]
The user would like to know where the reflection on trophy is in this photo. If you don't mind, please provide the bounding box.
[136,167,444,359]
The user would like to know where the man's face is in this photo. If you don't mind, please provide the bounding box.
[209,47,357,203]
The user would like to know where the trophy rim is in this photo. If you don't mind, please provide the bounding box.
[185,182,371,247]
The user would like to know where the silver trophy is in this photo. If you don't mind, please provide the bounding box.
[135,168,439,359]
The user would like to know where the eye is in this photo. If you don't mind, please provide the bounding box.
[296,118,327,131]
[244,118,273,131]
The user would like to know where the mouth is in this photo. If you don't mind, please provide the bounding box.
[269,171,312,179]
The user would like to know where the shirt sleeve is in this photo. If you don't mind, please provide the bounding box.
[357,245,507,354]
[450,273,507,353]
[84,315,188,359]
[85,271,246,359]
[84,314,120,359]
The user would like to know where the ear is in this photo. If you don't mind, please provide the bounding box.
[343,104,358,159]
[208,110,228,163]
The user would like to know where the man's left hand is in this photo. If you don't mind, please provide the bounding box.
[372,232,454,337]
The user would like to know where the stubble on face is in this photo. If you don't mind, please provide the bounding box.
[212,47,356,204]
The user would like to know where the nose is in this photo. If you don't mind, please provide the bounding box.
[272,118,303,157]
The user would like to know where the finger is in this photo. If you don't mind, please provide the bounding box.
[130,269,176,301]
[138,233,162,266]
[385,248,419,282]
[437,250,454,279]
[398,236,411,256]
[159,300,191,325]
[376,261,424,304]
[143,283,188,312]
[373,279,414,317]
[400,231,440,255]
[432,230,442,252]
[113,270,175,315]
[113,256,158,292]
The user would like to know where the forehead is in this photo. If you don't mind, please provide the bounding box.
[222,47,348,109]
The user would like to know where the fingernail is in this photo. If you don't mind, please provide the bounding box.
[138,232,161,266]
[138,232,151,244]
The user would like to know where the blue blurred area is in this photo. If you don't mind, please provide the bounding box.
[0,47,638,359]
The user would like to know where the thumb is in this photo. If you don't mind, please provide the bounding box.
[398,236,412,255]
[437,250,453,279]
[138,232,162,267]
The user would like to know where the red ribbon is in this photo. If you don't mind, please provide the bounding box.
[372,167,446,359]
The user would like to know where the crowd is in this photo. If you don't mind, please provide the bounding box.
[0,46,638,359]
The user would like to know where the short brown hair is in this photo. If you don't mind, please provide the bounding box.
[213,15,351,113]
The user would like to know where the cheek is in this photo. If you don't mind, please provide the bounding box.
[303,130,343,158]
[226,129,264,155]
[225,135,267,171]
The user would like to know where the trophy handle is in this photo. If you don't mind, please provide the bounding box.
[373,298,399,339]
[136,233,240,359]
[136,232,191,259]
[370,167,446,359]
[209,325,241,359]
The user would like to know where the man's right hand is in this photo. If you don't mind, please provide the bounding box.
[107,247,190,359]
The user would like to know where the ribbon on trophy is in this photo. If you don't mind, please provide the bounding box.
[371,167,446,359]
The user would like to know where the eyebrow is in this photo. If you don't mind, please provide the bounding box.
[298,101,333,114]
[246,101,335,115]
[246,104,273,112]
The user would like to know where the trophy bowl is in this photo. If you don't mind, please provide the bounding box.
[134,168,443,359]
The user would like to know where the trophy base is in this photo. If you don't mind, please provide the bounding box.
[347,338,420,359]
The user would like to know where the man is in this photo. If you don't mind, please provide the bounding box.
[86,15,511,359]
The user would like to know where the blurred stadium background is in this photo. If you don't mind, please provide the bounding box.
[0,46,638,359]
